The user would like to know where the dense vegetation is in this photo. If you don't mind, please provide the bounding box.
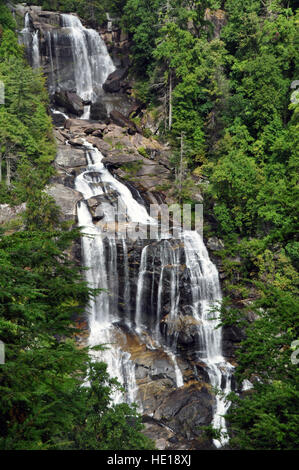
[101,0,299,450]
[111,0,299,450]
[0,1,152,450]
[0,0,298,450]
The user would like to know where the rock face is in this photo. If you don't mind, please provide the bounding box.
[110,110,139,134]
[90,99,109,122]
[103,68,128,93]
[207,236,224,251]
[204,9,227,38]
[0,203,26,230]
[45,183,82,222]
[56,144,86,168]
[54,90,84,116]
[54,119,172,201]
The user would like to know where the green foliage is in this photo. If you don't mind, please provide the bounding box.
[0,18,56,206]
[0,230,153,450]
[122,0,164,74]
[116,0,299,449]
[0,2,16,31]
[222,281,299,449]
[227,381,299,450]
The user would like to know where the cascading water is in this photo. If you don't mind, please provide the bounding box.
[60,14,115,118]
[19,12,40,68]
[23,7,234,446]
[75,139,233,446]
[183,231,234,447]
[76,142,144,406]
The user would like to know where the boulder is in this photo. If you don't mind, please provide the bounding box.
[110,110,138,134]
[50,109,67,127]
[103,151,143,167]
[45,183,82,222]
[128,101,144,119]
[86,193,117,221]
[207,237,224,251]
[84,124,107,135]
[53,129,67,144]
[64,119,105,134]
[103,68,128,93]
[54,90,84,116]
[84,136,111,155]
[68,138,85,147]
[0,203,26,226]
[55,145,86,168]
[153,383,214,439]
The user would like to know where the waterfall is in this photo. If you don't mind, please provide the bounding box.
[19,12,40,68]
[60,14,115,118]
[183,231,234,447]
[75,141,152,407]
[75,140,233,446]
[22,7,234,446]
[32,31,40,69]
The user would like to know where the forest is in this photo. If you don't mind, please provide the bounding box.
[0,0,298,451]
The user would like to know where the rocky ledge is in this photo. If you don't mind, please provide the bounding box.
[52,118,172,203]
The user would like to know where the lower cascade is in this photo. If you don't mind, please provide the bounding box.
[75,141,234,448]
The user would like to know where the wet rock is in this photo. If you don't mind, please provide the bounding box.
[50,109,67,127]
[54,90,85,116]
[90,99,110,122]
[154,383,214,439]
[86,192,119,220]
[162,315,200,347]
[103,68,128,93]
[222,324,245,359]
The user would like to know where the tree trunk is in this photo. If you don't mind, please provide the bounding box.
[169,70,173,130]
[6,156,11,187]
[179,132,184,203]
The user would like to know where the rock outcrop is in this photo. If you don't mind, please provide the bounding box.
[45,183,82,222]
[103,68,128,93]
[0,203,26,233]
[53,90,85,116]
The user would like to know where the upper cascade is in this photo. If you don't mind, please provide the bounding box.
[19,10,115,119]
[60,14,115,102]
